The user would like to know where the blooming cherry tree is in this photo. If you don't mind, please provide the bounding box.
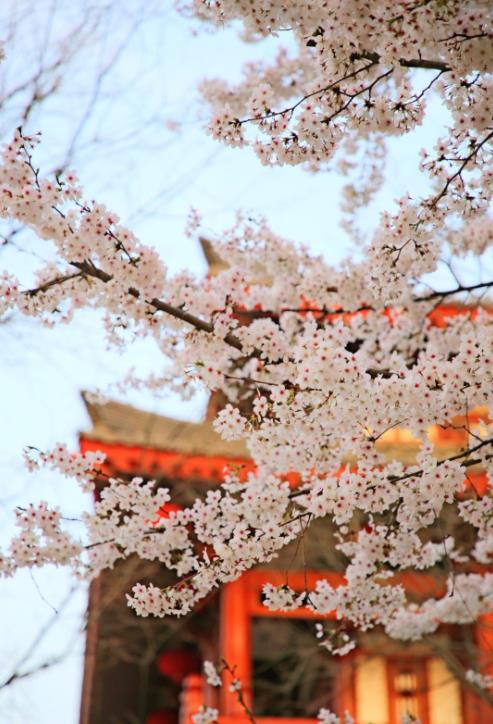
[1,0,493,691]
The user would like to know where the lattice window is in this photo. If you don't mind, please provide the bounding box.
[388,659,429,724]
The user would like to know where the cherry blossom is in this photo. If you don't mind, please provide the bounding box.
[189,0,493,297]
[192,706,219,724]
[318,709,354,724]
[466,669,493,690]
[204,661,222,688]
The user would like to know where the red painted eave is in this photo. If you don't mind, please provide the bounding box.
[79,435,253,483]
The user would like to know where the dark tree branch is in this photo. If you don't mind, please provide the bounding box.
[289,436,493,500]
[70,261,246,352]
[24,270,84,296]
[351,50,451,73]
[0,586,78,690]
[236,59,379,125]
[0,654,70,690]
[429,128,493,209]
[388,436,493,485]
[418,279,493,302]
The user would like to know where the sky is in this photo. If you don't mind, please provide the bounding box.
[0,1,460,722]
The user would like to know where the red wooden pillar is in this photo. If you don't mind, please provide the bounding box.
[220,576,252,716]
[180,674,205,724]
[477,613,493,672]
[333,656,356,720]
[462,687,483,724]
[469,614,493,723]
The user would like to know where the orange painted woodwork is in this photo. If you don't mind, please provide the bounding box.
[220,575,252,716]
[217,571,489,723]
[238,300,492,329]
[79,436,253,483]
[180,675,206,724]
[333,657,356,720]
[224,569,452,623]
[469,614,493,723]
[477,613,493,675]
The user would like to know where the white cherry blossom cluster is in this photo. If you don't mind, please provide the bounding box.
[315,623,356,657]
[0,130,168,335]
[466,668,493,690]
[204,660,222,687]
[192,707,218,724]
[0,502,82,577]
[1,146,493,635]
[24,443,105,491]
[318,709,354,724]
[199,659,246,718]
[185,0,493,295]
[262,583,306,612]
[125,472,300,617]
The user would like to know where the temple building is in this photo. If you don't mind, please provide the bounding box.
[78,242,493,724]
[78,391,493,724]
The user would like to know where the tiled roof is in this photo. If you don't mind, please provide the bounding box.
[81,393,248,458]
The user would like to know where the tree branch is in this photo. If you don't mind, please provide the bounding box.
[24,270,84,296]
[236,59,379,125]
[429,128,493,209]
[388,436,493,485]
[70,261,246,352]
[0,586,78,690]
[351,50,451,73]
[418,279,493,302]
